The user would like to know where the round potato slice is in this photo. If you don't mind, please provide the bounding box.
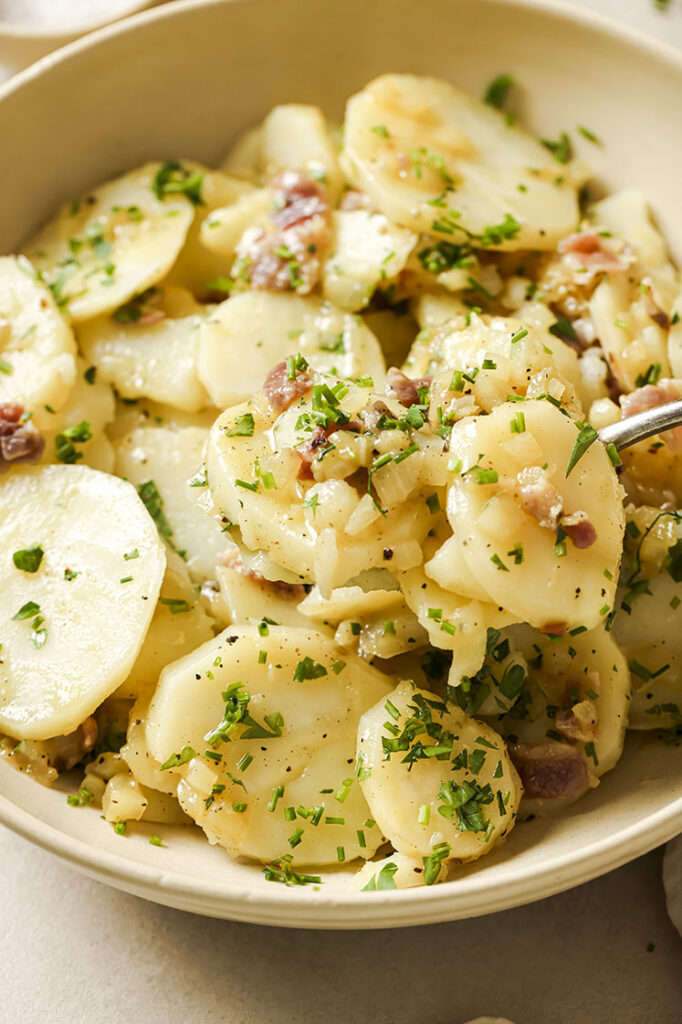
[341,74,582,252]
[612,563,682,730]
[114,423,231,581]
[38,358,116,472]
[0,256,78,429]
[164,168,254,296]
[77,291,209,413]
[357,681,521,863]
[197,291,386,408]
[143,625,392,866]
[205,377,441,594]
[446,399,624,631]
[0,465,165,740]
[22,163,194,322]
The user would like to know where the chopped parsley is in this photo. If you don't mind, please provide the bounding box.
[55,421,92,464]
[224,413,255,437]
[484,73,515,110]
[12,545,44,573]
[151,161,204,205]
[565,421,599,477]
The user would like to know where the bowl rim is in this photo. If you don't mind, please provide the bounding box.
[1,0,682,927]
[2,760,682,927]
[2,0,682,99]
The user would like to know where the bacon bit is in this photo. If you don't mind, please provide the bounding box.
[558,231,633,282]
[555,698,599,744]
[263,358,313,412]
[517,467,563,530]
[236,170,331,295]
[508,741,590,800]
[517,467,597,549]
[295,425,336,479]
[561,510,598,549]
[222,550,305,599]
[538,621,567,636]
[0,403,45,471]
[385,367,430,408]
[621,380,682,451]
[49,717,98,772]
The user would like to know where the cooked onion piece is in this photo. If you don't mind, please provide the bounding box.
[446,399,624,631]
[0,256,78,429]
[341,74,582,252]
[23,163,195,322]
[357,681,521,864]
[197,292,386,408]
[143,625,392,864]
[0,465,165,739]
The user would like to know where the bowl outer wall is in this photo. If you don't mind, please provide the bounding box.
[0,0,681,928]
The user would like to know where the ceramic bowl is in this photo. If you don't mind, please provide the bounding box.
[0,0,681,929]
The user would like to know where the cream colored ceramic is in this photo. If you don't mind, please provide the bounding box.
[0,0,681,929]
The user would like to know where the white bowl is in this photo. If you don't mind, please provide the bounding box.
[1,0,681,929]
[0,1,159,70]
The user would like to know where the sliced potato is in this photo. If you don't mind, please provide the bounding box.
[165,169,254,296]
[210,559,313,630]
[116,551,215,701]
[143,625,392,865]
[220,125,265,182]
[205,379,440,593]
[23,163,194,322]
[357,681,521,862]
[341,74,582,251]
[322,210,416,311]
[199,188,273,261]
[197,291,386,408]
[77,293,209,413]
[497,624,630,781]
[114,423,230,581]
[39,358,115,471]
[262,104,342,200]
[404,312,581,406]
[0,465,165,739]
[446,400,624,631]
[0,256,78,429]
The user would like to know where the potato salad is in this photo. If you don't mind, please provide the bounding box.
[1,73,680,891]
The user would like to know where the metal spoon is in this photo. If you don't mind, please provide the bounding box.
[598,400,682,451]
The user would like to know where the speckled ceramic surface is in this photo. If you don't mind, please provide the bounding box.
[0,0,681,929]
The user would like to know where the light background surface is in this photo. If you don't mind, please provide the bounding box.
[1,2,681,1021]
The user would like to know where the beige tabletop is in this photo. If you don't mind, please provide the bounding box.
[1,2,682,1022]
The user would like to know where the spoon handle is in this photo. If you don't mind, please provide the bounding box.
[598,399,682,452]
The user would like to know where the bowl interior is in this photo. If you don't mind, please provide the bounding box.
[0,0,681,928]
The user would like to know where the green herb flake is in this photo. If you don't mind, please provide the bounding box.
[484,73,515,110]
[293,657,328,682]
[12,545,44,573]
[566,422,599,477]
[224,413,255,438]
